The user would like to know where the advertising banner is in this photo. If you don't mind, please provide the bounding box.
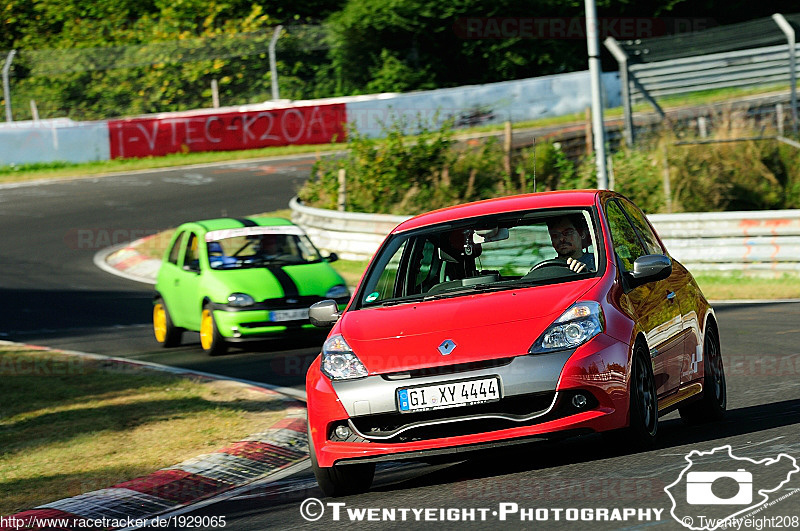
[108,104,347,159]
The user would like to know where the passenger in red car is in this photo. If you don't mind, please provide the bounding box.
[546,214,595,273]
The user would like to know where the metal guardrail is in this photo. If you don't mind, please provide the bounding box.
[290,197,800,274]
[649,210,800,273]
[627,44,800,104]
[289,197,407,261]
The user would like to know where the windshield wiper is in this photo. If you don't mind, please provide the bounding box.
[422,283,508,300]
[369,295,426,307]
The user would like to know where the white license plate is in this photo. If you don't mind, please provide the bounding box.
[269,308,309,322]
[397,377,500,413]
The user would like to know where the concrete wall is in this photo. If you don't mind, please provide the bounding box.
[0,119,110,165]
[0,70,622,165]
[347,70,621,137]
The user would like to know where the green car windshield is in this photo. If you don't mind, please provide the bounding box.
[204,226,323,269]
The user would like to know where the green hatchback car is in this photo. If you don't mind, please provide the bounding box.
[153,217,350,355]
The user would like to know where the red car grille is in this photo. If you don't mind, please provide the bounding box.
[344,390,596,443]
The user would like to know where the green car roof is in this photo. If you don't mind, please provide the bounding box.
[192,217,295,232]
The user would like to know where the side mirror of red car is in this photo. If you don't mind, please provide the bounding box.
[309,299,341,328]
[628,254,672,287]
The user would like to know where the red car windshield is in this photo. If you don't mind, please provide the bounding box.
[357,209,600,308]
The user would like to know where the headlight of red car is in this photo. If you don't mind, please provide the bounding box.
[320,334,369,380]
[529,301,605,354]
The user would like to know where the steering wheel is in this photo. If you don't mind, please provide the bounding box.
[528,258,570,273]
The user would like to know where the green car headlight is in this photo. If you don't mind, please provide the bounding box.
[227,293,255,307]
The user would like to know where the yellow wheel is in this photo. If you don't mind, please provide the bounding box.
[200,306,227,356]
[153,298,182,347]
[153,304,167,343]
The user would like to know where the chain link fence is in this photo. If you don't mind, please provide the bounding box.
[1,25,332,122]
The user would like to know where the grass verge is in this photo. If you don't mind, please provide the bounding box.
[693,273,800,301]
[0,345,288,515]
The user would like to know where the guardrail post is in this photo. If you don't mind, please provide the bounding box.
[584,107,593,155]
[337,168,346,212]
[3,49,16,122]
[773,14,798,135]
[604,37,634,147]
[661,143,673,213]
[777,103,785,135]
[503,121,512,175]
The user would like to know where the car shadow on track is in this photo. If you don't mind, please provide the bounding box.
[0,287,152,337]
[368,398,800,493]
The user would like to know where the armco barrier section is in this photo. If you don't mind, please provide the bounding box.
[648,210,800,273]
[289,197,407,261]
[290,197,800,274]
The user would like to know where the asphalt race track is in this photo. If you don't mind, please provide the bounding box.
[2,157,799,530]
[167,301,800,530]
[0,155,326,390]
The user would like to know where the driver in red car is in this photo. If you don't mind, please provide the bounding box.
[546,214,595,273]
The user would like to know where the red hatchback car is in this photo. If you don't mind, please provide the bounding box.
[306,190,726,496]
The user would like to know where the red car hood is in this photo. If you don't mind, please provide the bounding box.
[341,278,599,374]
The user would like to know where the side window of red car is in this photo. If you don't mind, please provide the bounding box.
[364,239,408,303]
[620,199,664,255]
[605,200,647,272]
[167,231,185,265]
[410,238,438,294]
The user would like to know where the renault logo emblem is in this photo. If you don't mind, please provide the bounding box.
[438,339,456,355]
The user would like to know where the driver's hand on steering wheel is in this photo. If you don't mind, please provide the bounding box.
[566,257,587,273]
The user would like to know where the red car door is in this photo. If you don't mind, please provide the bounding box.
[604,198,684,397]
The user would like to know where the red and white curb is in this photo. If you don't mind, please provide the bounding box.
[1,343,309,530]
[94,238,161,286]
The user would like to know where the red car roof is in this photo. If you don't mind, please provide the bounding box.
[393,190,602,233]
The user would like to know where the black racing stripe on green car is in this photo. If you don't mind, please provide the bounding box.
[266,265,300,298]
[233,217,258,227]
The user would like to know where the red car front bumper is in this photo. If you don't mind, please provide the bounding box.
[307,333,632,468]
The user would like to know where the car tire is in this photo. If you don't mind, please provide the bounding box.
[626,344,658,447]
[679,325,726,424]
[308,425,374,497]
[153,298,183,348]
[200,306,228,356]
